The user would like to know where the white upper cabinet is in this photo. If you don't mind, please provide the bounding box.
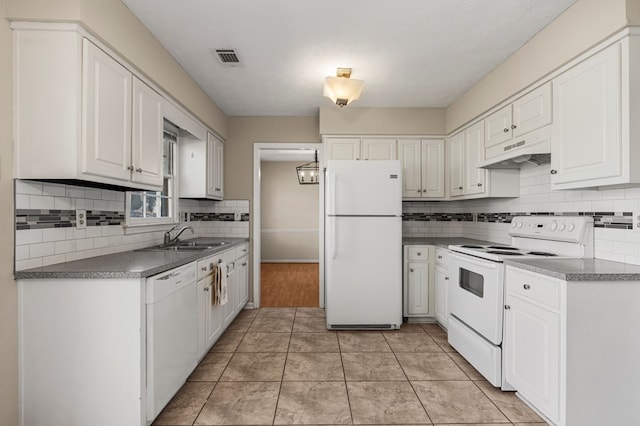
[82,40,133,183]
[325,137,396,161]
[398,138,444,199]
[131,79,164,187]
[448,123,519,200]
[464,121,486,196]
[180,131,224,200]
[325,137,361,160]
[207,133,224,199]
[550,39,635,189]
[485,83,552,150]
[13,23,164,191]
[361,138,397,160]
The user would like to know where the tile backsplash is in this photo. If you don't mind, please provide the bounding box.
[14,180,249,271]
[403,162,640,264]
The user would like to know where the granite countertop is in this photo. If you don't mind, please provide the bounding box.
[14,237,249,280]
[505,258,640,281]
[402,237,498,249]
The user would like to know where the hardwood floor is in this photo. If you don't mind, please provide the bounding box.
[260,263,319,307]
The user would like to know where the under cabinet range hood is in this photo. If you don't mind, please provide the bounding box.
[480,126,551,169]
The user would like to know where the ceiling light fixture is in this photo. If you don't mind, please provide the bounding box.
[296,150,319,185]
[323,68,364,107]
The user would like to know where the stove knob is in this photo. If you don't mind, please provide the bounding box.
[567,223,575,232]
[511,221,518,228]
[550,221,558,231]
[558,223,566,231]
[517,221,523,229]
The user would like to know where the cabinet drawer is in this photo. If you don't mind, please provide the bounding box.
[407,246,429,261]
[235,243,249,260]
[506,267,561,310]
[197,256,218,280]
[435,248,448,266]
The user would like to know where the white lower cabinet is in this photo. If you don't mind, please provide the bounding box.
[403,245,434,317]
[434,248,449,328]
[504,266,640,426]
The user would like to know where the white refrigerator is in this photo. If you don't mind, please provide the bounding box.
[325,160,402,329]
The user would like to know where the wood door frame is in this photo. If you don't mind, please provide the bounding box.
[252,143,324,309]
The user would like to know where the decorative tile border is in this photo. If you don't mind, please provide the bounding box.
[15,209,124,230]
[188,212,250,222]
[402,213,474,222]
[403,211,634,230]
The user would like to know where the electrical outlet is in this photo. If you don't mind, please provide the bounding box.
[633,211,640,233]
[76,209,87,229]
[234,212,241,221]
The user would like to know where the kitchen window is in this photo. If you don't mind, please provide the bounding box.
[125,126,178,226]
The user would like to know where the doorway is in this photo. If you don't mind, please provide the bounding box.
[252,143,324,309]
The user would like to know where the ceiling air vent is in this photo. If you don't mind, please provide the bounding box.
[213,49,241,66]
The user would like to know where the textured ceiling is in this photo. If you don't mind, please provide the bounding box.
[122,0,575,116]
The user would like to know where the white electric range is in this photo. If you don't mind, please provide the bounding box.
[446,216,594,389]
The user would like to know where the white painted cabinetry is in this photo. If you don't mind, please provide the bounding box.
[397,139,445,199]
[448,124,519,199]
[504,265,640,426]
[196,254,224,359]
[324,137,396,160]
[434,248,449,328]
[13,23,164,191]
[550,36,640,189]
[180,131,224,200]
[403,245,434,317]
[484,82,551,149]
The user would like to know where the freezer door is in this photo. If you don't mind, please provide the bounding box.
[326,160,401,216]
[325,216,402,328]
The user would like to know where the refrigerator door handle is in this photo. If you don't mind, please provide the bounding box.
[332,219,337,259]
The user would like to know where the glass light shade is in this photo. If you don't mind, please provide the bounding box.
[323,76,364,106]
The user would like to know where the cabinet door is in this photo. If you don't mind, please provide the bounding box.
[434,265,448,327]
[325,138,361,160]
[207,133,224,199]
[504,295,560,423]
[196,278,208,359]
[361,138,397,160]
[131,78,164,187]
[223,267,236,327]
[405,261,429,316]
[422,139,445,198]
[82,40,132,182]
[484,105,512,148]
[235,256,249,311]
[206,280,224,350]
[464,122,487,196]
[551,43,621,187]
[513,82,552,138]
[398,139,423,198]
[448,132,465,197]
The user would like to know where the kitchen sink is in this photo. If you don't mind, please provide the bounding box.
[137,240,232,252]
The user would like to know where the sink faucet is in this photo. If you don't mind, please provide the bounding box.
[163,225,194,245]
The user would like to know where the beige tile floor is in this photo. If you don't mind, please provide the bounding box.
[152,307,547,425]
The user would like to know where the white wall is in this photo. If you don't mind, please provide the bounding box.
[260,161,319,262]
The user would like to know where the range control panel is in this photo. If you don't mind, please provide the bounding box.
[508,216,594,243]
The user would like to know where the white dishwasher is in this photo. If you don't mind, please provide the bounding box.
[146,262,198,422]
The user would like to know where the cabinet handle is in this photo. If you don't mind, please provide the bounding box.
[410,268,414,272]
[550,169,558,174]
[503,128,509,133]
[242,262,247,266]
[445,277,449,280]
[201,266,207,271]
[511,124,517,129]
[504,305,511,310]
[422,189,427,193]
[215,188,221,191]
[458,186,463,190]
[417,252,421,256]
[523,284,531,290]
[417,190,421,193]
[136,168,143,173]
[477,183,482,187]
[127,165,134,171]
[437,255,442,259]
[204,287,209,292]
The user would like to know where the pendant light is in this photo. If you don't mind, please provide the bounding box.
[296,150,319,185]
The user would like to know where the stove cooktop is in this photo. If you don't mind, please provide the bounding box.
[448,244,560,261]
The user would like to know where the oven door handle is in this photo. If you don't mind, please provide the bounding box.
[449,252,500,270]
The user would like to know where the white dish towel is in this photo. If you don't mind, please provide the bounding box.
[217,261,228,306]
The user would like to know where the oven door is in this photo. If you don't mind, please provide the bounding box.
[448,251,504,345]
